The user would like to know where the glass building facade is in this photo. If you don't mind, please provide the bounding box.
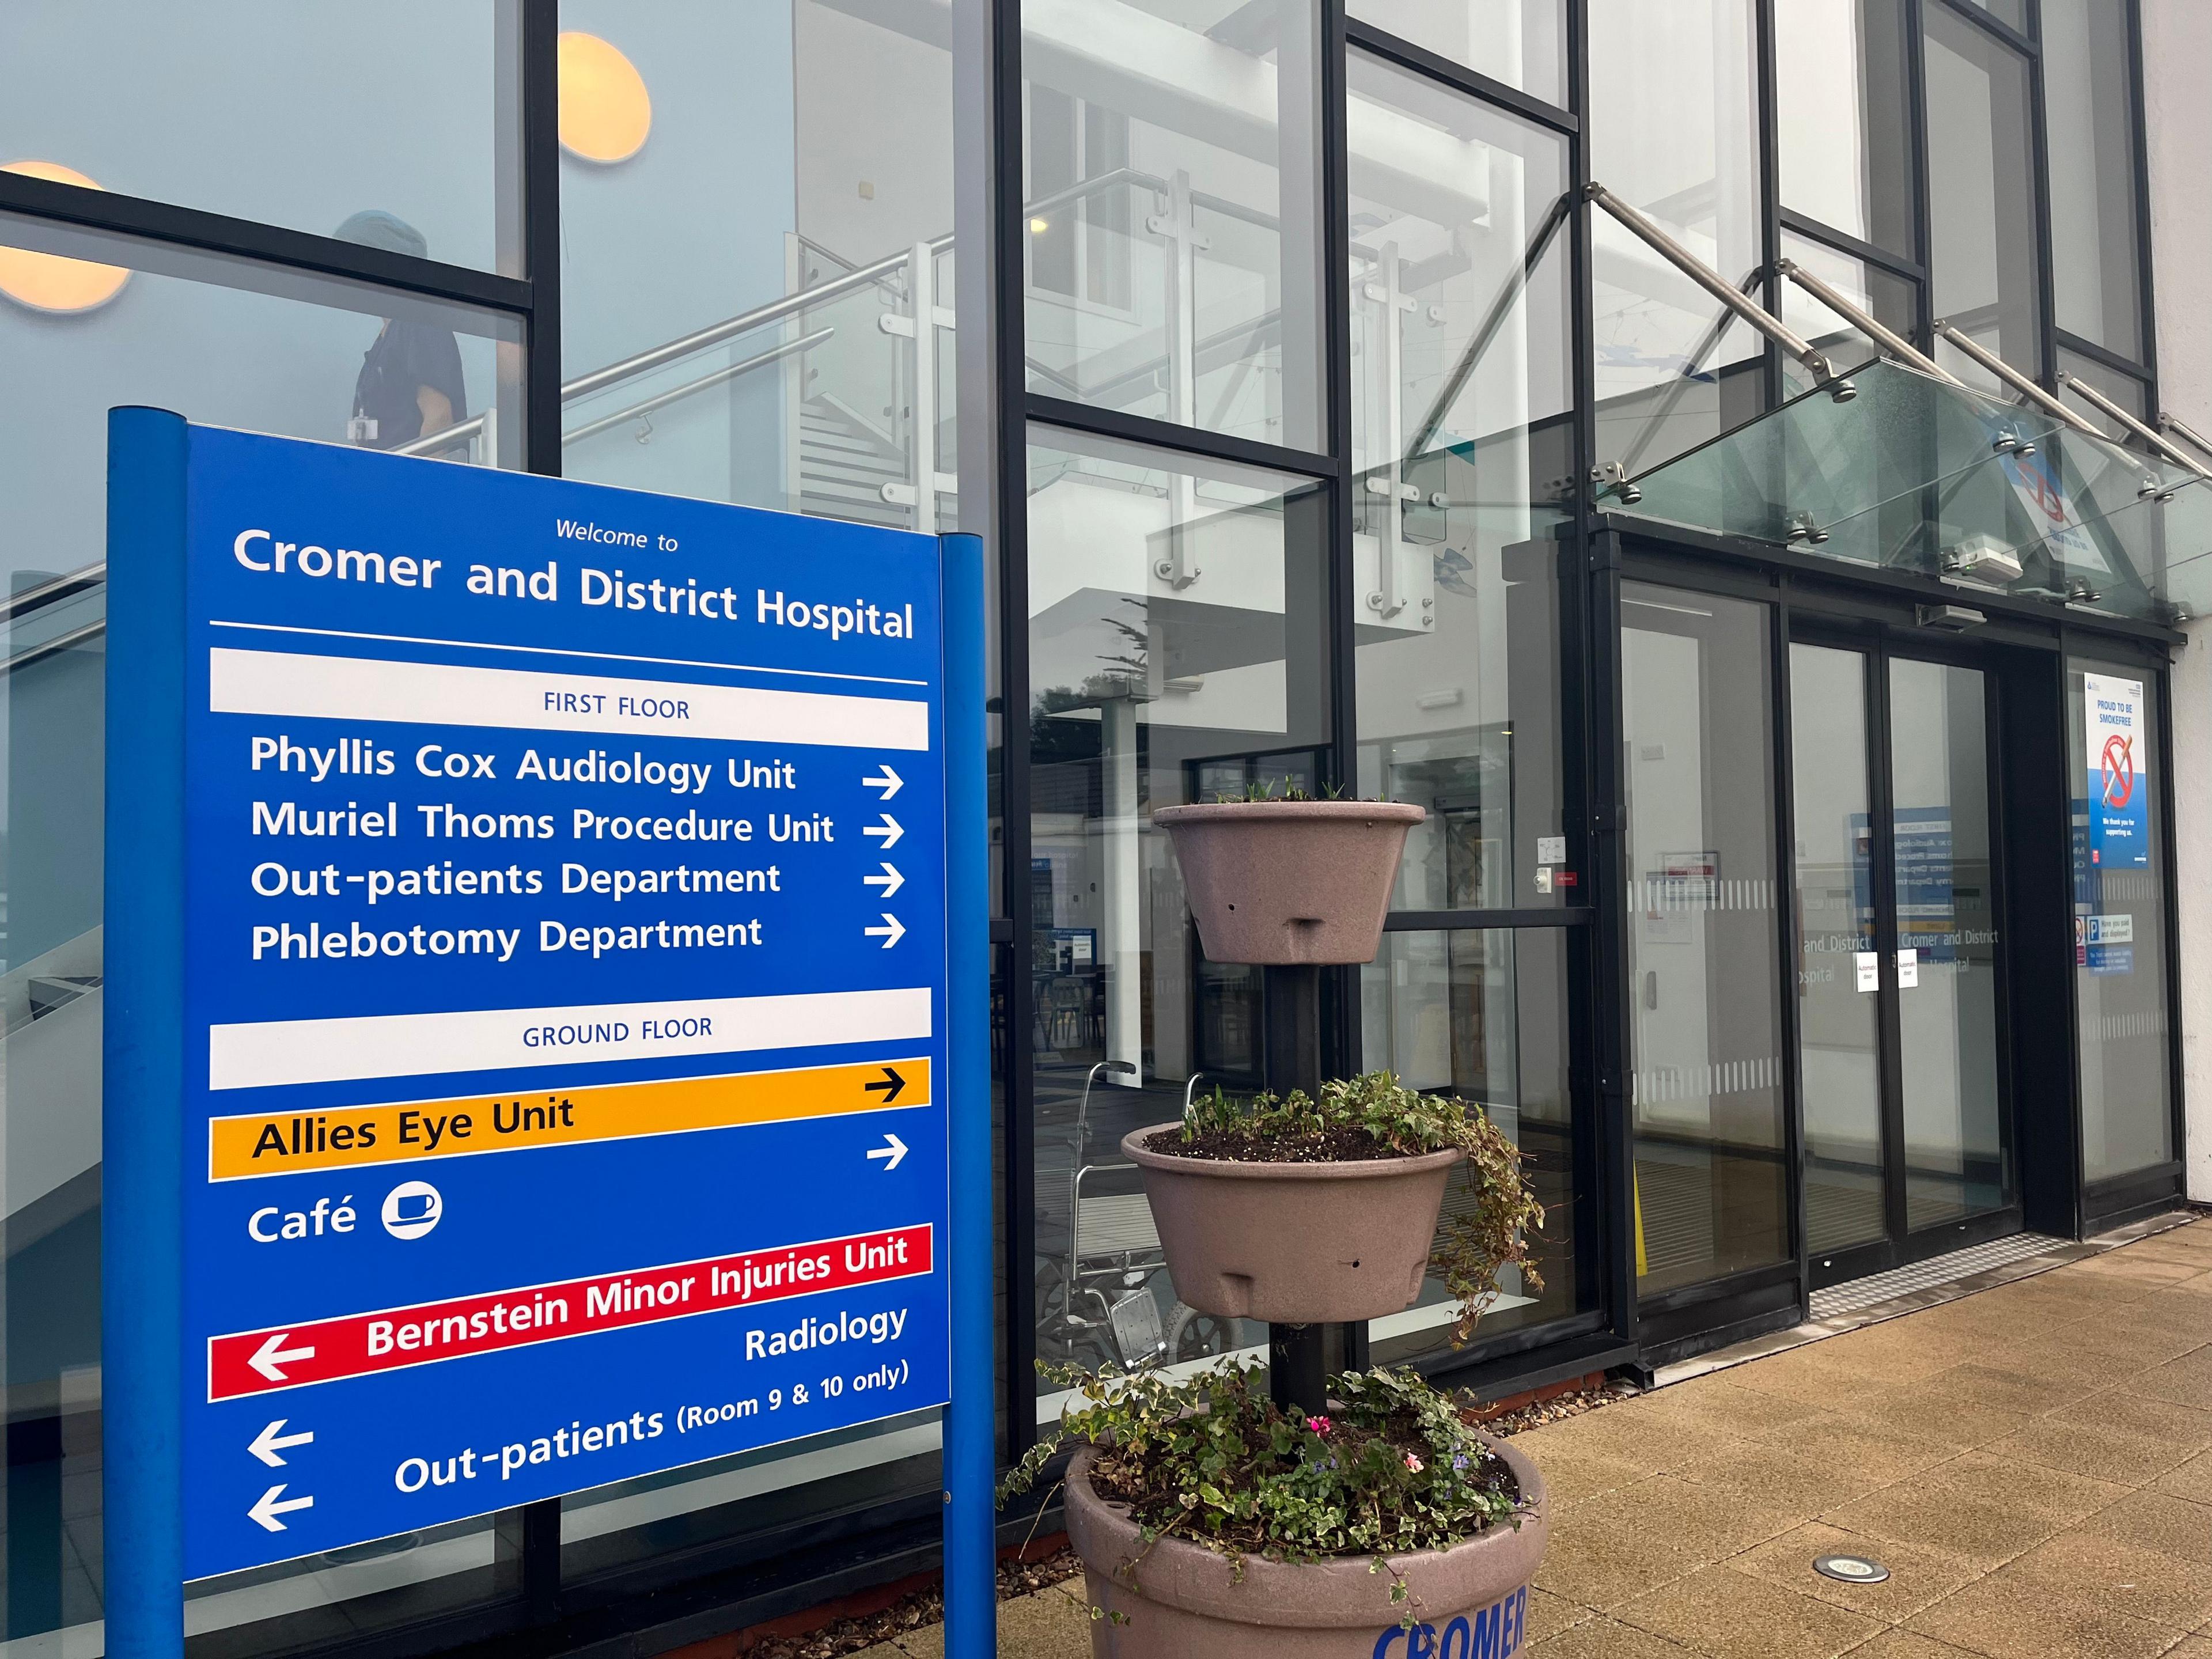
[0,0,2191,1652]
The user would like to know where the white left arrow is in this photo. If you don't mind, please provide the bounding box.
[248,1332,315,1383]
[863,862,905,899]
[865,913,907,949]
[248,1484,314,1533]
[249,1419,315,1468]
[862,765,903,800]
[866,1132,910,1171]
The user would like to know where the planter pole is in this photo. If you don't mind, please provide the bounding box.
[1262,963,1330,1418]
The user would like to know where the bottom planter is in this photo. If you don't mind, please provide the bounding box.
[1063,1440,1548,1658]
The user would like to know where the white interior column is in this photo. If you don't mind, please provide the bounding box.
[1099,691,1145,1085]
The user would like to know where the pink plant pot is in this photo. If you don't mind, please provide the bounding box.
[1123,1125,1460,1323]
[1065,1438,1548,1658]
[1153,800,1426,965]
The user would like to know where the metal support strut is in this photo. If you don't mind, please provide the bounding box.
[1261,965,1330,1418]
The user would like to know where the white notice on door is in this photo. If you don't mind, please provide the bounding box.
[1536,835,1567,865]
[1854,951,1880,993]
[1896,948,1919,989]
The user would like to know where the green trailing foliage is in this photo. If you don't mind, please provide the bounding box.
[1177,1070,1546,1346]
[1001,1362,1524,1596]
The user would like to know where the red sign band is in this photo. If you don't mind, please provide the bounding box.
[207,1223,933,1401]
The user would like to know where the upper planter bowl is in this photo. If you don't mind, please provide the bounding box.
[1153,800,1426,966]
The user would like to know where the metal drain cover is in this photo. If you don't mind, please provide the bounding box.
[1813,1555,1891,1584]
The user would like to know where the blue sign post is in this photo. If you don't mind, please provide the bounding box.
[104,411,994,1656]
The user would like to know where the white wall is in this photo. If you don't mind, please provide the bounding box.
[2141,0,2212,1201]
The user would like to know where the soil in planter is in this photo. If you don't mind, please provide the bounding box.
[1141,1123,1410,1163]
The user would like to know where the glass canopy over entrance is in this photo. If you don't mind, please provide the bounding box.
[1606,353,2212,630]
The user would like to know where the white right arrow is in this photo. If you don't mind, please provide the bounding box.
[248,1484,315,1533]
[866,1132,910,1171]
[249,1419,316,1468]
[863,862,905,899]
[862,764,903,800]
[862,813,904,850]
[864,913,907,949]
[248,1332,316,1383]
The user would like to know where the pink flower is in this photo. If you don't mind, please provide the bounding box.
[1308,1415,1333,1437]
[1404,1453,1425,1473]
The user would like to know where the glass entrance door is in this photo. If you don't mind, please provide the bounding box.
[1790,641,2013,1283]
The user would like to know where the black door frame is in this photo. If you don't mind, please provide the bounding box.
[1612,521,2185,1356]
[1785,622,2025,1290]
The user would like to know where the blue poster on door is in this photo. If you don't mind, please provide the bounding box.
[2083,671,2150,870]
[105,414,956,1584]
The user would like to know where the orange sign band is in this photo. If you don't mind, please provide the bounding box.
[207,1057,929,1181]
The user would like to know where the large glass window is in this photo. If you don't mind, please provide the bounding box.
[0,214,524,1653]
[2070,661,2173,1183]
[1021,0,1327,453]
[1346,0,1566,108]
[2042,0,2145,359]
[1925,5,2044,390]
[0,2,519,272]
[1587,0,1766,475]
[1359,927,1581,1359]
[1346,54,1573,910]
[1774,0,1915,258]
[1622,584,1790,1295]
[560,1,957,532]
[1026,429,1328,1398]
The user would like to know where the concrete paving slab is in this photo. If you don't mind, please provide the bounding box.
[1990,1530,2212,1631]
[1613,1562,1885,1659]
[1904,1568,2181,1659]
[1726,1523,1980,1623]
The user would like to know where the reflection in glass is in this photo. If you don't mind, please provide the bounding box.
[1344,54,1571,910]
[1790,646,1885,1256]
[0,217,524,1650]
[0,2,517,271]
[1622,585,1789,1296]
[1775,0,1914,256]
[1588,0,1766,474]
[1778,231,1918,399]
[1925,7,2044,390]
[1027,429,1328,1399]
[1346,0,1565,107]
[1021,0,1325,452]
[2070,662,2173,1181]
[561,1,957,531]
[1359,929,1579,1362]
[1888,659,2006,1232]
[2043,0,2143,358]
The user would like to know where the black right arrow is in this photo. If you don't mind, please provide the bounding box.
[863,1066,906,1105]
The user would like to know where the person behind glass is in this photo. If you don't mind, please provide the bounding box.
[334,210,468,456]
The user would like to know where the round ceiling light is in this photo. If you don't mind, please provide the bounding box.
[558,33,652,164]
[0,162,131,313]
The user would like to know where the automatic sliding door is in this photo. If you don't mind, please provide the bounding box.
[1888,658,2008,1230]
[1622,584,1790,1298]
[1790,645,1886,1256]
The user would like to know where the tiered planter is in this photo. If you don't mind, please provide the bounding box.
[1066,1441,1549,1659]
[1121,1132,1460,1322]
[1055,796,1547,1655]
[1152,800,1425,965]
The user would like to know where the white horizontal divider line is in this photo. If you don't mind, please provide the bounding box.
[208,619,929,688]
[208,986,935,1091]
[207,647,931,751]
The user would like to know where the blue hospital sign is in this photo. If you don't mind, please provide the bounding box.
[2084,671,2149,870]
[104,415,955,1581]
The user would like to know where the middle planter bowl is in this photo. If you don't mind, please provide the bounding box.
[1123,1124,1460,1324]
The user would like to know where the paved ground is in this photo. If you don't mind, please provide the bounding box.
[871,1217,2212,1658]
